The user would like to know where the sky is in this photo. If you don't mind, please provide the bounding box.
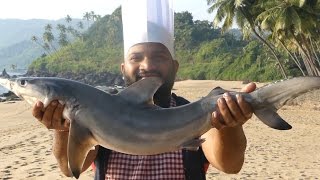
[0,0,214,21]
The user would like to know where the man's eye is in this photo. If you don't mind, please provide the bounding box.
[128,55,143,64]
[130,56,140,61]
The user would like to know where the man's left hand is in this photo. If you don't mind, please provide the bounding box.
[211,82,256,130]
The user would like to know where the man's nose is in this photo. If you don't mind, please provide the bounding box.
[139,58,157,71]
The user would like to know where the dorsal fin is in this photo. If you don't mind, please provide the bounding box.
[117,77,163,105]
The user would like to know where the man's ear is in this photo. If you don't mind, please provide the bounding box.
[173,60,179,74]
[120,62,125,75]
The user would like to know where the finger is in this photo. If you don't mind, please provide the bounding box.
[223,93,246,124]
[211,111,225,130]
[217,97,238,127]
[42,101,59,129]
[51,103,65,129]
[237,94,253,120]
[32,101,44,121]
[240,82,256,93]
[62,118,71,129]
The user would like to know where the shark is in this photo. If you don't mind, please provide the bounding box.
[1,76,320,178]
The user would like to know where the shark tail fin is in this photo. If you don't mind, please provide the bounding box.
[68,121,96,179]
[254,108,292,130]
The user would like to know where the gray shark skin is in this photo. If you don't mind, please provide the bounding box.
[1,76,320,178]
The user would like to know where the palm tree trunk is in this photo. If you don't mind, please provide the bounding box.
[316,42,320,56]
[34,41,51,55]
[300,51,315,75]
[294,52,313,75]
[239,7,287,78]
[309,37,320,66]
[279,39,305,76]
[300,35,320,76]
[290,29,320,76]
[251,28,287,78]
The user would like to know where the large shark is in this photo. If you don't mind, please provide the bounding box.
[0,76,320,178]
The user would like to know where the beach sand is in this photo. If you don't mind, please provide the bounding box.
[0,80,319,179]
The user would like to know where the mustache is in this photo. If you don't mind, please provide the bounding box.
[137,71,161,79]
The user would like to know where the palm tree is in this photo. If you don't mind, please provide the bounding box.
[207,0,288,78]
[31,35,50,54]
[10,64,17,71]
[255,0,320,76]
[57,24,68,47]
[77,21,84,30]
[83,12,91,28]
[43,24,57,52]
[65,15,72,23]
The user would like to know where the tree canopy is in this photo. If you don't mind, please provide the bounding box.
[207,0,320,77]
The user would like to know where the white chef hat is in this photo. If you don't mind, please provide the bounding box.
[122,0,174,58]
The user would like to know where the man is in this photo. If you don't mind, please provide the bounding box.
[32,0,256,179]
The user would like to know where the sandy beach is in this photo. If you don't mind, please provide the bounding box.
[1,80,320,179]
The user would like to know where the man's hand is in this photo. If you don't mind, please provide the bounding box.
[32,100,70,131]
[211,82,256,130]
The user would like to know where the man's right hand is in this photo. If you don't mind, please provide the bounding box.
[32,100,74,176]
[32,100,70,131]
[32,100,98,176]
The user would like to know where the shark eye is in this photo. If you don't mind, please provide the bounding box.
[19,80,28,87]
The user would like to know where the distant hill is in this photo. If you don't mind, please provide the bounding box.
[0,19,59,48]
[28,8,301,82]
[0,40,43,68]
[0,18,87,70]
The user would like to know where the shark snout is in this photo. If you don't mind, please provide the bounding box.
[0,78,12,91]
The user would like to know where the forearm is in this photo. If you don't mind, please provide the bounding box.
[52,130,72,177]
[52,131,98,176]
[202,83,254,173]
[33,101,96,176]
[202,126,247,173]
[214,125,247,168]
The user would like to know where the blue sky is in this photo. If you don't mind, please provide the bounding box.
[0,0,214,21]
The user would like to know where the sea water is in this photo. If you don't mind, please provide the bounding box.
[0,86,6,94]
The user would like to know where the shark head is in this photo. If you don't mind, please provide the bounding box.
[0,77,63,107]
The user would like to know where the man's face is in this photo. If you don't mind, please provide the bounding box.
[121,42,179,95]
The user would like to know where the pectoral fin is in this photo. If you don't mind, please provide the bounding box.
[68,121,96,179]
[254,108,292,130]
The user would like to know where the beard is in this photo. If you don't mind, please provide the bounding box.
[122,69,176,98]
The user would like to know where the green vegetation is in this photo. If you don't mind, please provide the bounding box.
[29,2,319,82]
[29,9,122,74]
[207,0,320,77]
